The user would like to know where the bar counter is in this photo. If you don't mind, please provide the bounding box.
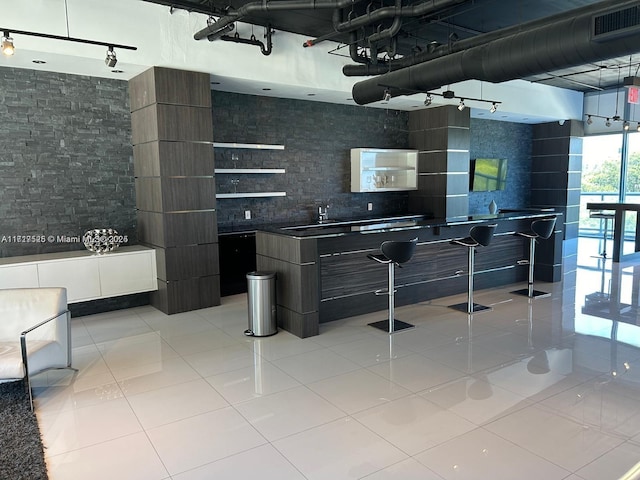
[256,210,562,338]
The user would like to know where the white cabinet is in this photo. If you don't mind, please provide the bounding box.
[351,148,418,192]
[38,257,101,302]
[99,250,157,297]
[0,264,39,289]
[0,246,157,303]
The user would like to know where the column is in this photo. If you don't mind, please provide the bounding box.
[129,67,220,314]
[408,105,470,219]
[530,120,583,283]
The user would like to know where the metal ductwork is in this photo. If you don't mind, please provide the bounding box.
[352,0,640,105]
[344,0,631,77]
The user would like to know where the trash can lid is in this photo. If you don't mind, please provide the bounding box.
[246,271,276,280]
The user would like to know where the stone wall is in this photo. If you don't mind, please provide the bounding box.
[212,91,411,228]
[0,67,135,257]
[468,118,533,215]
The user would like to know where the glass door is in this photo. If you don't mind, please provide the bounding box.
[579,134,623,267]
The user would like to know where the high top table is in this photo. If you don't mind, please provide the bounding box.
[586,202,640,262]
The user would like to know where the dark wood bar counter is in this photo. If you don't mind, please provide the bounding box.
[256,211,562,338]
[586,203,640,263]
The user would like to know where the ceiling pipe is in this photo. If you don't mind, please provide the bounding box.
[194,0,366,41]
[344,0,632,76]
[367,0,403,46]
[331,0,467,34]
[221,25,273,55]
[352,0,640,105]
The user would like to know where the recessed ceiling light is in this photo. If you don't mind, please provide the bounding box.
[32,60,46,64]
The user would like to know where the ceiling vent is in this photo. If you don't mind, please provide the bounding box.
[592,5,640,41]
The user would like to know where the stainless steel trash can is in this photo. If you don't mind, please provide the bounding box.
[245,271,277,337]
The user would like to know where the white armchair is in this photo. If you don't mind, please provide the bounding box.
[0,287,74,408]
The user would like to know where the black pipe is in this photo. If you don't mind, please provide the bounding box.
[220,27,273,55]
[351,0,640,105]
[332,0,466,34]
[194,0,366,41]
[344,0,633,77]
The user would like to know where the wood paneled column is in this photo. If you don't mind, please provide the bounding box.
[408,105,470,219]
[531,120,583,283]
[129,67,220,314]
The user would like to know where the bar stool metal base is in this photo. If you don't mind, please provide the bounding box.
[511,287,551,298]
[448,302,492,313]
[368,319,415,333]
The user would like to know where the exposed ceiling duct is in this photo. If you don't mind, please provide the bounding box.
[352,0,640,105]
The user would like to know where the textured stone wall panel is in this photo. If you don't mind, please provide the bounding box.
[0,67,135,257]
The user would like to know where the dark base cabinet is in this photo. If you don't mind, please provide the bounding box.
[219,233,257,296]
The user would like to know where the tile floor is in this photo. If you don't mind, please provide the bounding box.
[33,248,640,479]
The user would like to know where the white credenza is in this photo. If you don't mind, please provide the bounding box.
[0,246,157,303]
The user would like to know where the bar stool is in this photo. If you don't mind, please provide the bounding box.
[512,216,557,298]
[589,210,615,259]
[367,237,418,334]
[449,224,497,314]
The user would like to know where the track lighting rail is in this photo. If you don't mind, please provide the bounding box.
[0,27,137,51]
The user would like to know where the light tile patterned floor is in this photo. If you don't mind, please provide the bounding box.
[33,245,640,480]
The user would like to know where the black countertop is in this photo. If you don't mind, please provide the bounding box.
[253,209,560,239]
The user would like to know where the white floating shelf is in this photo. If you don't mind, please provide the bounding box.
[213,142,285,150]
[214,168,286,174]
[216,192,287,199]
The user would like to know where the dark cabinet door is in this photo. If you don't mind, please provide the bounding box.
[218,233,256,296]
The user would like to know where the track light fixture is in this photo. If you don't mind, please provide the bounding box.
[586,113,639,130]
[1,31,14,56]
[379,84,501,111]
[0,27,136,65]
[105,46,117,67]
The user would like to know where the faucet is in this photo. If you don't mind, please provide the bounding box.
[318,205,329,223]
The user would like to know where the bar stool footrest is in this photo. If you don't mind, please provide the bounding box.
[511,288,551,298]
[368,319,415,333]
[448,302,492,313]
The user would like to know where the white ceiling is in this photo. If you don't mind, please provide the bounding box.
[0,0,584,124]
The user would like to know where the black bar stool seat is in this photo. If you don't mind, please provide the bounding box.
[449,224,497,314]
[512,216,557,298]
[367,238,418,333]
